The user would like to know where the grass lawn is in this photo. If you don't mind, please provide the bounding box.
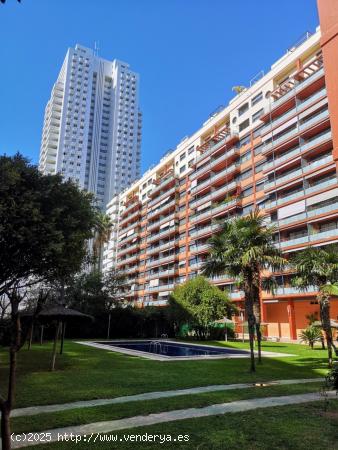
[11,381,325,434]
[1,339,330,409]
[27,400,338,450]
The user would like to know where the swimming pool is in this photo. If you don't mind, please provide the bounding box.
[100,340,249,358]
[78,339,292,361]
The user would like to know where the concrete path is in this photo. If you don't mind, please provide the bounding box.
[11,378,323,418]
[10,391,336,448]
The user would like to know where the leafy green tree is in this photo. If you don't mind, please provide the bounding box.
[168,276,235,340]
[292,245,338,367]
[299,326,323,349]
[0,154,96,450]
[202,210,285,372]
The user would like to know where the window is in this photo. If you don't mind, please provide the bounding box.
[238,103,249,116]
[251,92,263,106]
[188,146,194,155]
[180,165,186,173]
[180,152,186,161]
[252,108,264,123]
[239,119,250,132]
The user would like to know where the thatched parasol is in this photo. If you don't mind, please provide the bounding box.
[23,306,93,370]
[214,317,234,341]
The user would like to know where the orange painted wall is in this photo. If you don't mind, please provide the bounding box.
[318,0,338,163]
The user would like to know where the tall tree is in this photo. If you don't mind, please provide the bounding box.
[291,245,338,367]
[0,154,96,450]
[202,210,285,372]
[169,276,236,340]
[92,211,113,270]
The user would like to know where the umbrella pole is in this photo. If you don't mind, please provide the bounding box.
[60,322,66,355]
[28,323,34,350]
[51,321,61,371]
[40,325,44,345]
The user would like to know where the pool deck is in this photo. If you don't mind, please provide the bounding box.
[76,340,295,361]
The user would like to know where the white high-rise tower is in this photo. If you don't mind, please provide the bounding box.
[39,44,142,208]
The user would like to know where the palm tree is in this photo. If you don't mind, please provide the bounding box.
[202,209,285,372]
[93,211,113,270]
[299,326,323,349]
[291,245,338,367]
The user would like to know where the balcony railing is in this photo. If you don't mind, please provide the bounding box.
[299,109,329,132]
[267,178,337,209]
[196,132,239,165]
[148,186,177,208]
[191,148,239,180]
[191,163,240,195]
[301,129,332,152]
[148,199,177,218]
[147,226,177,244]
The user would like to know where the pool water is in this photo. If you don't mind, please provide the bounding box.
[98,340,248,358]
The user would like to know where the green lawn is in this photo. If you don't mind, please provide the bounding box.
[1,339,336,449]
[28,400,338,450]
[1,339,330,409]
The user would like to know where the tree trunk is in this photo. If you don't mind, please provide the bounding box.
[1,406,11,450]
[252,268,262,364]
[51,321,61,371]
[244,277,256,372]
[253,299,262,364]
[107,312,111,339]
[0,293,21,450]
[60,322,66,355]
[318,291,334,367]
[40,325,44,345]
[27,323,34,350]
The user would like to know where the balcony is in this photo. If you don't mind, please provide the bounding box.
[191,163,240,195]
[145,283,175,292]
[189,223,222,239]
[196,131,239,165]
[301,129,332,153]
[268,286,317,296]
[189,181,238,210]
[119,209,141,227]
[299,109,329,133]
[230,291,244,300]
[310,227,338,242]
[147,226,177,244]
[189,243,210,254]
[147,213,176,232]
[305,154,333,172]
[150,173,176,197]
[265,168,303,191]
[191,147,239,181]
[269,65,324,113]
[261,88,327,136]
[118,242,140,256]
[267,178,337,209]
[279,235,309,248]
[264,146,302,173]
[118,253,139,265]
[263,126,298,154]
[147,253,177,268]
[147,240,178,256]
[148,199,177,219]
[148,186,176,208]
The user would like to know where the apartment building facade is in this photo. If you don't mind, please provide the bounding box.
[104,1,338,340]
[39,44,141,209]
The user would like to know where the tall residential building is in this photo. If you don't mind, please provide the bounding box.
[103,1,338,341]
[39,44,142,209]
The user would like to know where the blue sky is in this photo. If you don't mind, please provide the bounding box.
[0,0,318,173]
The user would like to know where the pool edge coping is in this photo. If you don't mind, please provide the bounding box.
[75,340,295,361]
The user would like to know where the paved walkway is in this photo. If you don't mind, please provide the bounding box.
[10,391,336,449]
[11,378,323,418]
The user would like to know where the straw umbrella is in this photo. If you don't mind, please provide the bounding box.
[23,306,93,370]
[214,317,234,341]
